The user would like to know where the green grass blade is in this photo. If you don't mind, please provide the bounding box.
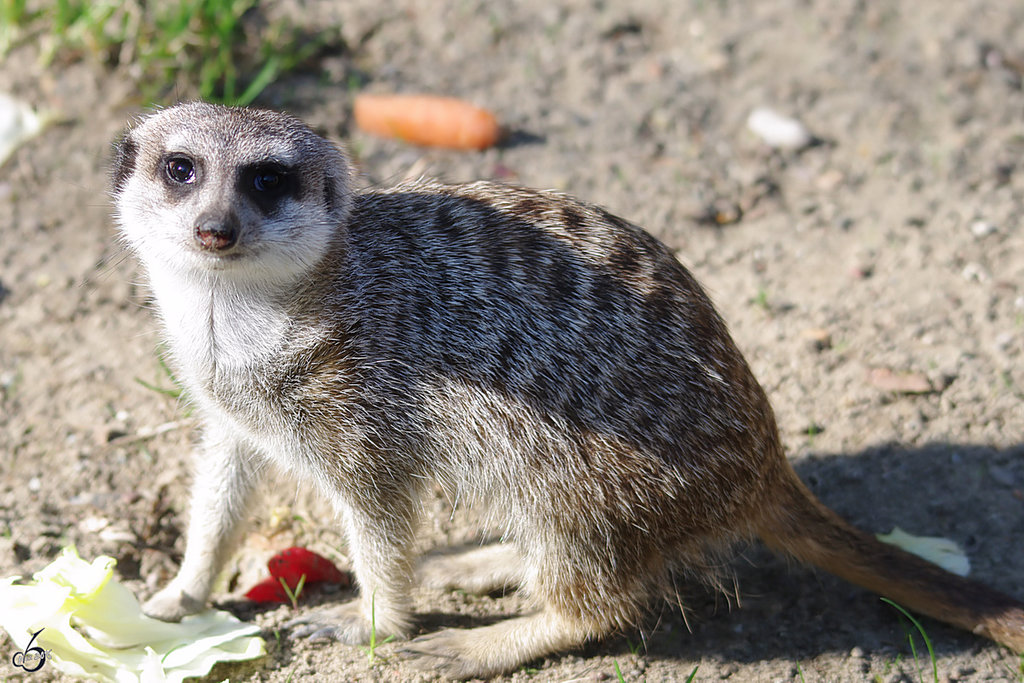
[278,573,306,609]
[134,377,183,400]
[234,56,280,106]
[882,598,938,683]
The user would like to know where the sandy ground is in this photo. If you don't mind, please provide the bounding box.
[1,0,1023,681]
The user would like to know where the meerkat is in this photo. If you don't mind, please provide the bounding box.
[110,101,1024,679]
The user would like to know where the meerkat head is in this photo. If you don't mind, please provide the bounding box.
[111,102,353,285]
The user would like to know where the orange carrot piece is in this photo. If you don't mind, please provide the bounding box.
[353,94,501,150]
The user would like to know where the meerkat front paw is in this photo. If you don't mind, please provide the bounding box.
[142,584,206,622]
[287,599,410,644]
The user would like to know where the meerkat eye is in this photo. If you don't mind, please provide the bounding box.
[165,156,195,184]
[242,163,294,210]
[252,166,286,194]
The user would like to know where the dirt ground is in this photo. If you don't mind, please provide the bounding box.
[2,0,1023,681]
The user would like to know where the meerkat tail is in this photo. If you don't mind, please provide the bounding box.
[757,468,1024,652]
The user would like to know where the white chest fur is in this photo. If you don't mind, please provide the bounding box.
[145,261,291,405]
[147,262,341,484]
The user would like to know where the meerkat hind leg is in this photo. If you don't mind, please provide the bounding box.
[404,607,601,679]
[418,543,523,594]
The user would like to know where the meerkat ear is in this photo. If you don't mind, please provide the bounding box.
[111,131,138,195]
[322,144,354,224]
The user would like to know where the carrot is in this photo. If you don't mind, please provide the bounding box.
[353,94,501,150]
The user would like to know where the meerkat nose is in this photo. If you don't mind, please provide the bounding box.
[194,212,240,252]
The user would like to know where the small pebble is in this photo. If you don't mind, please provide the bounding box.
[746,107,813,149]
[79,516,110,533]
[969,219,997,237]
[850,264,874,279]
[816,169,845,191]
[961,262,988,282]
[801,327,833,352]
[99,527,137,543]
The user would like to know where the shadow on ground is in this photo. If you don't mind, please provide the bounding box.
[618,441,1024,664]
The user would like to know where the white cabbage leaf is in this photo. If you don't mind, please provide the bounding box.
[877,526,971,577]
[0,547,264,682]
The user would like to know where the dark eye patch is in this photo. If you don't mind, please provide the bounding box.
[111,135,137,193]
[253,167,284,193]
